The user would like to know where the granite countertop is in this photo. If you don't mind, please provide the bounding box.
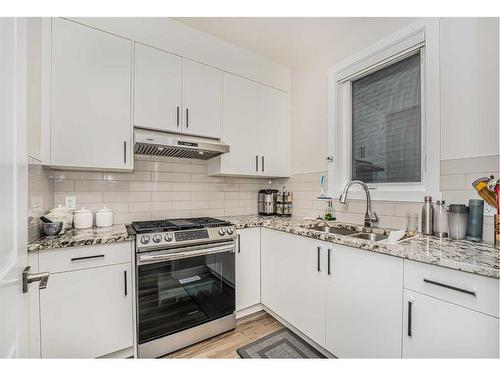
[27,224,135,251]
[221,215,500,279]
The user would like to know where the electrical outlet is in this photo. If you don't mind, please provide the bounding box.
[484,203,496,217]
[65,196,76,210]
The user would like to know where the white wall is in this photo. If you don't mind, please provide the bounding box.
[440,18,499,160]
[291,17,499,175]
[291,19,414,175]
[71,17,291,92]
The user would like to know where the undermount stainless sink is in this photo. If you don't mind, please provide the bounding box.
[349,232,388,242]
[308,226,358,236]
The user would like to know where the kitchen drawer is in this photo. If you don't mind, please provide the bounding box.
[39,241,133,273]
[404,260,499,317]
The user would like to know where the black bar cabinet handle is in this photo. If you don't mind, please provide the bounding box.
[186,108,189,128]
[71,254,105,262]
[317,246,321,272]
[423,278,476,297]
[327,248,331,275]
[262,156,264,172]
[176,106,179,127]
[255,155,258,172]
[123,141,127,164]
[124,270,128,296]
[237,234,241,253]
[407,301,413,337]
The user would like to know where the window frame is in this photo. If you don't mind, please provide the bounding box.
[327,19,441,202]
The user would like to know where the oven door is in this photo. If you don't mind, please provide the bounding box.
[136,241,235,345]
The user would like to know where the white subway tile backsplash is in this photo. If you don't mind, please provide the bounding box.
[152,191,191,201]
[129,181,172,192]
[129,201,172,212]
[102,191,151,202]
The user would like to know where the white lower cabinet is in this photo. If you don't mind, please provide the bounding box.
[325,243,403,358]
[403,290,499,358]
[236,228,261,311]
[261,229,327,347]
[37,242,133,358]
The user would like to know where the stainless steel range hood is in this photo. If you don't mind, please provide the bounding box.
[134,128,229,160]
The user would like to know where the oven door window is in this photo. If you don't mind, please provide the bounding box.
[138,251,235,344]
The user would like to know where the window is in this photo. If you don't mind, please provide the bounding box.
[328,19,441,202]
[351,52,422,184]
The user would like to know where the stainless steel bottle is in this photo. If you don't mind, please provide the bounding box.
[421,196,434,235]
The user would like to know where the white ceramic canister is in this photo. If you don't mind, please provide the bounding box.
[73,207,93,229]
[96,207,114,228]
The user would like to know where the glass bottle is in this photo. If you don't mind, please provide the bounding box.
[325,201,336,221]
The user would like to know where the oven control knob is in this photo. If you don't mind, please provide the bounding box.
[140,235,150,245]
[218,228,226,236]
[164,233,174,242]
[152,234,162,243]
[226,227,234,235]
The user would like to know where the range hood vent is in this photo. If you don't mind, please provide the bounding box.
[134,128,229,160]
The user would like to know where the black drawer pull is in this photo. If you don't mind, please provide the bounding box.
[423,278,476,297]
[407,301,413,337]
[70,254,105,262]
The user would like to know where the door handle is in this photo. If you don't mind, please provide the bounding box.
[317,246,321,272]
[22,266,49,293]
[327,248,332,275]
[407,300,413,337]
[124,270,128,296]
[71,254,105,262]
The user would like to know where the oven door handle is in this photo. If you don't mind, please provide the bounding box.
[138,243,235,264]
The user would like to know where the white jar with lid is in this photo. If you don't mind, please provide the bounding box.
[73,207,93,229]
[96,207,114,228]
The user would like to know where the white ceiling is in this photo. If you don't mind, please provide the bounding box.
[176,17,415,67]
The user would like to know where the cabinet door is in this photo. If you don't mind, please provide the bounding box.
[134,43,182,133]
[259,86,290,177]
[51,18,132,170]
[219,73,261,175]
[236,228,261,311]
[261,229,326,346]
[182,59,221,138]
[403,290,499,358]
[40,263,133,358]
[325,243,403,358]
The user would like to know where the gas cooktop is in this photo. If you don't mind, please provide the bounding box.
[131,217,231,234]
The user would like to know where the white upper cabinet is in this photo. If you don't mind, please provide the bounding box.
[182,59,222,138]
[325,243,403,358]
[207,74,290,178]
[258,85,290,177]
[209,73,261,176]
[134,43,182,133]
[50,18,133,170]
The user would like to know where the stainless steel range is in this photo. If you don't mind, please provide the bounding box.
[132,217,236,358]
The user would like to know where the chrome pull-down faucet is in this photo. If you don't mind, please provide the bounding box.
[339,180,378,228]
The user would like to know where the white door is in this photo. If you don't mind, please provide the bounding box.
[236,228,261,311]
[403,290,499,358]
[0,17,30,358]
[134,43,182,133]
[219,73,261,175]
[261,229,326,346]
[259,86,290,177]
[182,59,221,138]
[325,243,403,358]
[51,18,132,170]
[40,263,133,358]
